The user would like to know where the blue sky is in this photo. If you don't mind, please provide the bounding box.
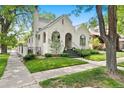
[38,5,98,26]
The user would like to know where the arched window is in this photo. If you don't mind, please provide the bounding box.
[80,35,86,46]
[43,32,46,43]
[51,31,60,42]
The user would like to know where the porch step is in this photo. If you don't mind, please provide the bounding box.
[64,49,80,58]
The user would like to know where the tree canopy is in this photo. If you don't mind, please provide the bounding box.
[0,5,35,50]
[117,6,124,35]
[39,12,56,20]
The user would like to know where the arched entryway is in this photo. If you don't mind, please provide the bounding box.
[65,33,72,49]
[51,31,60,41]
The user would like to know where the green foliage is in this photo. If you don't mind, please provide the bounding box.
[85,52,124,61]
[40,67,124,88]
[60,53,69,57]
[49,39,63,54]
[85,54,106,61]
[39,12,56,20]
[0,32,18,47]
[88,17,98,27]
[17,31,31,45]
[0,5,34,47]
[23,54,35,61]
[88,15,108,28]
[74,49,99,57]
[91,37,102,49]
[117,6,124,35]
[24,57,87,73]
[103,14,108,26]
[45,53,52,57]
[45,53,69,57]
[118,62,124,67]
[0,54,9,78]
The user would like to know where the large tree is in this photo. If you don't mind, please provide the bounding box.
[88,12,120,51]
[73,5,118,74]
[96,5,117,74]
[0,5,34,53]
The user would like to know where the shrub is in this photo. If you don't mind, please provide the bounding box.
[23,54,35,61]
[45,53,52,57]
[74,49,99,57]
[60,53,69,57]
[88,49,99,54]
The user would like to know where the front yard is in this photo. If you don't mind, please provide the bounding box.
[0,54,9,78]
[85,52,124,61]
[75,49,124,61]
[24,57,88,73]
[118,62,124,67]
[40,67,124,88]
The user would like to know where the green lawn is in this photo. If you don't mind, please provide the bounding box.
[40,67,124,88]
[0,54,9,78]
[24,57,88,73]
[118,62,124,67]
[85,54,106,61]
[84,52,124,61]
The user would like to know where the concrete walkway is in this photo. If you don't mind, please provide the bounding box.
[32,64,99,82]
[0,50,40,88]
[75,57,124,66]
[32,57,124,82]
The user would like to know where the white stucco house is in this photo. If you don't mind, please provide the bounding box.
[18,7,91,56]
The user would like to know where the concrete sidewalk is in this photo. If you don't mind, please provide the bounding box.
[0,50,40,88]
[31,63,99,82]
[32,57,124,82]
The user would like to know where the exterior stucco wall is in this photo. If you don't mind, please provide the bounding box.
[36,16,90,55]
[26,14,91,55]
[37,16,76,54]
[17,45,28,57]
[75,27,90,49]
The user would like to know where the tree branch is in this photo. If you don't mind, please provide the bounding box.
[96,5,109,42]
[108,5,117,40]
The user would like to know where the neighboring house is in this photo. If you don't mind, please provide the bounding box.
[89,26,124,50]
[18,7,91,56]
[119,36,124,50]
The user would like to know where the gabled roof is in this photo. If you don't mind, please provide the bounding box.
[75,23,90,34]
[38,15,71,33]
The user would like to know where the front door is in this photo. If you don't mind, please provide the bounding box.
[65,33,72,49]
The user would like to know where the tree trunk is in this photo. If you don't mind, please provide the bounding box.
[96,5,117,74]
[1,44,7,54]
[106,41,117,74]
[107,5,117,74]
[0,20,11,54]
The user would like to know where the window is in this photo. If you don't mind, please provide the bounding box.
[38,34,40,40]
[39,28,42,31]
[35,34,37,38]
[52,31,60,41]
[62,19,64,25]
[43,32,46,43]
[123,44,124,49]
[80,35,86,46]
